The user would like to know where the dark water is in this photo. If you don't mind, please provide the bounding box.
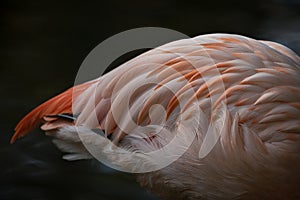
[1,0,300,199]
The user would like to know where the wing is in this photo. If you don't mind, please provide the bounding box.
[12,33,300,149]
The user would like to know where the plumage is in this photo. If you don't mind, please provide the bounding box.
[11,34,300,199]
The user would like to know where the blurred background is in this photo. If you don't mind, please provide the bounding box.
[0,0,300,199]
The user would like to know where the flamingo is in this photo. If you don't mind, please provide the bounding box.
[11,34,300,199]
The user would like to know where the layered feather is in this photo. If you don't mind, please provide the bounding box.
[12,33,300,199]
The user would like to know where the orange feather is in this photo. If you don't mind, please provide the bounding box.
[11,81,94,143]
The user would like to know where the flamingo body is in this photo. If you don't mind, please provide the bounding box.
[12,34,300,199]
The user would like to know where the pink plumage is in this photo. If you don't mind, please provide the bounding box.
[12,34,300,199]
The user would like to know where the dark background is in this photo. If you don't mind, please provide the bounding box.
[1,0,300,199]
